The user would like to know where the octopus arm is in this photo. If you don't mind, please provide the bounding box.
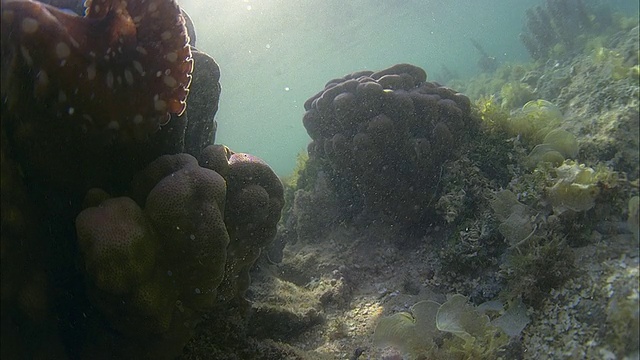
[1,0,193,141]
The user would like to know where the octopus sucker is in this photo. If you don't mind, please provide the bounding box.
[2,0,193,142]
[132,60,144,75]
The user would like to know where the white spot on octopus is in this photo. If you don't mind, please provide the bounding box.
[133,114,143,124]
[154,99,167,111]
[86,63,96,80]
[107,120,120,130]
[165,52,178,63]
[106,71,114,88]
[21,17,38,34]
[163,75,177,87]
[124,69,134,85]
[132,60,145,75]
[55,42,71,59]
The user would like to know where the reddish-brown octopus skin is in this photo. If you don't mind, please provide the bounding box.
[1,0,193,142]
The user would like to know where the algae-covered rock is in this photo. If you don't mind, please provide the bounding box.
[373,300,440,356]
[526,144,566,169]
[490,189,522,221]
[373,294,517,359]
[436,294,491,342]
[628,196,639,241]
[491,298,530,338]
[525,129,579,169]
[500,82,536,110]
[490,190,535,245]
[542,129,579,158]
[499,206,535,246]
[547,162,601,213]
[509,100,564,145]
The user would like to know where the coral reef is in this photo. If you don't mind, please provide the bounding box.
[1,0,638,358]
[302,63,479,231]
[628,196,639,240]
[488,156,627,306]
[519,0,611,60]
[451,62,535,107]
[265,4,638,360]
[470,38,499,73]
[274,15,638,357]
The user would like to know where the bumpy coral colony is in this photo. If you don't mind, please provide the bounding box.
[303,63,478,229]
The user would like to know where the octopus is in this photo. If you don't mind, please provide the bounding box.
[1,0,193,141]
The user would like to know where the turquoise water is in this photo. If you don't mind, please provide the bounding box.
[179,0,638,176]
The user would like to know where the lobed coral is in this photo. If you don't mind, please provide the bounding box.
[77,154,229,336]
[74,146,282,356]
[302,63,479,230]
[519,0,611,61]
[216,150,285,302]
[73,146,283,358]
